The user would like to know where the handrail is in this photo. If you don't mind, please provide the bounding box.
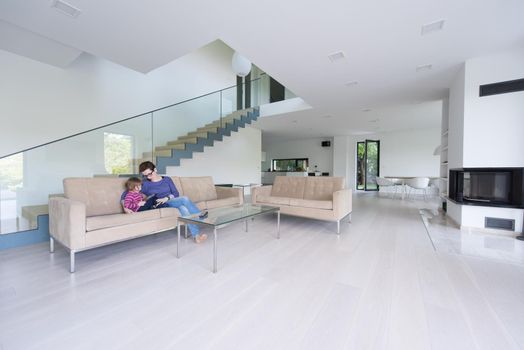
[0,77,262,160]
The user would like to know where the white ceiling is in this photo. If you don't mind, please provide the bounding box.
[259,100,443,141]
[1,0,523,138]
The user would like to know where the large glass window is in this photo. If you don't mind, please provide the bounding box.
[272,158,308,172]
[356,140,380,191]
[0,153,24,233]
[104,132,133,174]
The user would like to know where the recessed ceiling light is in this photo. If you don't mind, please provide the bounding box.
[345,81,358,87]
[416,64,433,72]
[421,19,445,35]
[51,0,81,17]
[328,51,345,62]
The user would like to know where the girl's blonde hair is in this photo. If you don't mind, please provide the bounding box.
[125,177,142,191]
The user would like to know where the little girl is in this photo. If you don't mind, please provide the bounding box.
[123,177,166,213]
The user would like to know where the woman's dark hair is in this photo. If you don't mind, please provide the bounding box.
[139,161,156,173]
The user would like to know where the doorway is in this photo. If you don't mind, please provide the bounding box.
[356,140,380,191]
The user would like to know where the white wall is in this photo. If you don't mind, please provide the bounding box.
[446,49,524,232]
[167,126,261,188]
[334,128,441,190]
[463,49,524,167]
[0,40,236,158]
[11,117,152,212]
[333,135,350,179]
[461,205,523,233]
[447,65,465,170]
[262,137,334,174]
[7,113,261,218]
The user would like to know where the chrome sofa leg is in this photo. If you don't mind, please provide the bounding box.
[348,213,352,223]
[50,237,55,253]
[337,220,340,235]
[70,250,76,273]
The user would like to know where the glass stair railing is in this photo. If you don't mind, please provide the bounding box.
[0,75,293,236]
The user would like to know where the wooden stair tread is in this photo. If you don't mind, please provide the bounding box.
[140,107,257,166]
[156,144,185,151]
[167,138,198,145]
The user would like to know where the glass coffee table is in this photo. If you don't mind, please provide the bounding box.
[176,204,280,273]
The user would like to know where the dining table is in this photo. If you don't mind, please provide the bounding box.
[384,176,440,200]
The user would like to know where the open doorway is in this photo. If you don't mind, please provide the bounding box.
[356,140,380,191]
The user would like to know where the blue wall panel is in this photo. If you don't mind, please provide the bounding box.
[0,215,49,250]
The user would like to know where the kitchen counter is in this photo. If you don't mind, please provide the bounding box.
[261,171,308,184]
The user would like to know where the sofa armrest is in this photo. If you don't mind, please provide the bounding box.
[48,197,86,250]
[333,189,352,219]
[251,185,273,204]
[215,186,243,204]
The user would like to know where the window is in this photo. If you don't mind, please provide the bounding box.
[0,153,24,228]
[104,133,133,174]
[272,158,308,172]
[356,140,380,191]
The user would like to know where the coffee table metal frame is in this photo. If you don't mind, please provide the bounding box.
[176,204,280,273]
[232,183,262,203]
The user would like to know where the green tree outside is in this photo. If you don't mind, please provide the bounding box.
[0,153,23,191]
[104,133,133,174]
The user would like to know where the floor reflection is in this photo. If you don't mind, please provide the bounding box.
[420,208,524,266]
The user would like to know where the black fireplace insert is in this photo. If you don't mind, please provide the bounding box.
[449,168,524,208]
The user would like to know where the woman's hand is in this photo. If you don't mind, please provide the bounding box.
[156,197,169,204]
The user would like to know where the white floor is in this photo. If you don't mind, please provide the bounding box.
[1,194,524,350]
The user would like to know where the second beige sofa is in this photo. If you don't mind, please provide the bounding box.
[252,176,352,233]
[49,176,242,272]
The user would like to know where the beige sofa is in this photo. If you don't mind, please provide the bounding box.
[49,176,242,272]
[251,176,352,233]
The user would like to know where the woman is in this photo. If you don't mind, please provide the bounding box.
[137,161,207,243]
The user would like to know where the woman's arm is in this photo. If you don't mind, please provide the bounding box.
[166,177,179,198]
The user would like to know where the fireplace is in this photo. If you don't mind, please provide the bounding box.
[449,168,524,208]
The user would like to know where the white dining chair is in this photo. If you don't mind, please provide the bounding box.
[404,177,430,200]
[376,177,399,199]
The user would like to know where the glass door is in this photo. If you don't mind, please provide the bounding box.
[356,140,380,191]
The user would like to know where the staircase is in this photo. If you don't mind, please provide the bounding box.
[138,107,260,173]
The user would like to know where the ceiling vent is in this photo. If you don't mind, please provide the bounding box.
[416,64,433,72]
[51,0,81,18]
[344,81,358,87]
[421,20,445,35]
[328,51,345,62]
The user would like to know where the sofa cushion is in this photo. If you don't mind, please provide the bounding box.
[206,196,240,209]
[271,176,306,199]
[257,195,291,206]
[170,176,184,197]
[86,210,161,231]
[289,198,333,210]
[64,177,126,216]
[158,207,180,218]
[303,177,345,200]
[196,201,207,211]
[179,176,217,202]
